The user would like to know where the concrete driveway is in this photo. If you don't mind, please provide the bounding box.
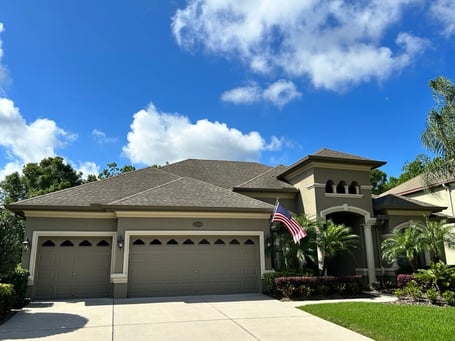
[0,294,373,341]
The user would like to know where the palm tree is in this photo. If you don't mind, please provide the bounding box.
[421,76,455,185]
[418,218,455,262]
[381,226,426,272]
[315,220,359,276]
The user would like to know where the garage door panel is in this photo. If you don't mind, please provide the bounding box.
[128,235,260,297]
[34,237,112,299]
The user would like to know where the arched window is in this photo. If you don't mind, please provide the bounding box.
[150,239,162,245]
[183,239,194,245]
[61,240,74,247]
[349,181,360,194]
[214,239,225,245]
[336,181,347,194]
[133,239,145,245]
[79,240,92,247]
[325,180,335,193]
[199,239,210,245]
[167,239,178,245]
[42,240,55,247]
[97,240,110,247]
[244,239,255,245]
[229,239,240,245]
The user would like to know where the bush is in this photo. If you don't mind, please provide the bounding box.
[273,275,363,298]
[425,288,439,303]
[1,264,29,308]
[0,283,15,319]
[262,270,312,294]
[442,291,455,306]
[397,274,415,288]
[403,280,423,301]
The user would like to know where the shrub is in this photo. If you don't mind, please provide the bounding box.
[262,270,312,294]
[425,288,439,303]
[397,274,415,288]
[403,280,423,301]
[273,275,363,298]
[1,264,29,307]
[442,291,455,306]
[0,283,15,319]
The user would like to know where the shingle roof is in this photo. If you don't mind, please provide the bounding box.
[109,177,274,211]
[278,148,386,178]
[161,159,272,189]
[373,194,446,212]
[234,165,297,191]
[6,165,274,212]
[380,175,426,196]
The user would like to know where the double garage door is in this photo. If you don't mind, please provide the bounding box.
[34,237,112,299]
[34,234,260,299]
[128,235,260,297]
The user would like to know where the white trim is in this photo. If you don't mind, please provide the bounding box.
[110,273,128,284]
[320,204,376,225]
[122,230,265,283]
[324,193,363,199]
[24,211,116,219]
[28,231,117,285]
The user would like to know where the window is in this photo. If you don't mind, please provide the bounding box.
[42,240,55,247]
[214,239,225,245]
[336,181,347,194]
[183,239,194,245]
[325,180,335,193]
[61,240,74,247]
[244,239,255,245]
[167,239,178,245]
[199,239,210,245]
[133,239,145,245]
[150,239,162,245]
[79,240,92,247]
[349,181,360,194]
[229,239,240,245]
[97,240,110,247]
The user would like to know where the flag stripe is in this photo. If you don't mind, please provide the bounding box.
[271,202,307,243]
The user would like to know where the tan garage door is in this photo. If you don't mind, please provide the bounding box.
[34,237,112,299]
[128,235,260,297]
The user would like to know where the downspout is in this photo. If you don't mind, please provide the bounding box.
[442,183,454,216]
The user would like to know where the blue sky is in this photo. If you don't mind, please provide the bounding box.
[0,0,454,180]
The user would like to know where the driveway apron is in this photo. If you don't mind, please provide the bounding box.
[0,294,373,341]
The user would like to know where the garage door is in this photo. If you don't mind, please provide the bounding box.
[128,235,260,297]
[34,237,112,299]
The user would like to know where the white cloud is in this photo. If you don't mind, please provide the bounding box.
[430,0,455,37]
[122,103,282,166]
[0,97,76,166]
[172,0,427,91]
[221,80,301,107]
[92,129,118,144]
[76,161,100,179]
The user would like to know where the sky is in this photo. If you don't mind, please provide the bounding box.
[0,0,454,181]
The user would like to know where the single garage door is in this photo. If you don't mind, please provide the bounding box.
[128,235,260,297]
[34,236,112,299]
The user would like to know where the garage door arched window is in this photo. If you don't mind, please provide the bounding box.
[214,239,225,245]
[199,239,210,245]
[167,239,178,245]
[183,239,194,245]
[42,240,55,247]
[61,240,74,247]
[229,239,240,245]
[97,240,110,247]
[244,239,255,245]
[133,239,145,245]
[150,239,162,245]
[79,240,92,247]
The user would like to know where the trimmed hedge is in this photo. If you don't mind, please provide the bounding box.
[0,283,15,320]
[273,275,363,298]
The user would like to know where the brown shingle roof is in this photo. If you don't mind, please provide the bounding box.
[234,165,297,191]
[161,159,272,189]
[373,194,446,212]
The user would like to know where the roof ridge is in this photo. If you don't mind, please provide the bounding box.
[108,176,184,204]
[234,165,277,187]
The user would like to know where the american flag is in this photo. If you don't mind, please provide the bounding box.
[272,202,307,243]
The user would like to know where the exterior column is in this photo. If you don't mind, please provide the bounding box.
[363,224,376,286]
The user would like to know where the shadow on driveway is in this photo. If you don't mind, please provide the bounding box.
[0,311,88,340]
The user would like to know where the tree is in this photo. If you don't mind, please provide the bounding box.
[315,220,359,276]
[421,76,455,185]
[0,209,24,276]
[369,169,389,195]
[418,218,455,263]
[97,162,136,179]
[381,226,426,272]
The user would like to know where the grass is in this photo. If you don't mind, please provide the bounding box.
[299,302,455,341]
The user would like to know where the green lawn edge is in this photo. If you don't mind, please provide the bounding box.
[298,302,454,341]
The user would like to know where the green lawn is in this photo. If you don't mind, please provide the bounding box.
[299,302,454,341]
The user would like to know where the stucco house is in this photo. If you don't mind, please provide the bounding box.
[6,148,448,299]
[381,174,455,265]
